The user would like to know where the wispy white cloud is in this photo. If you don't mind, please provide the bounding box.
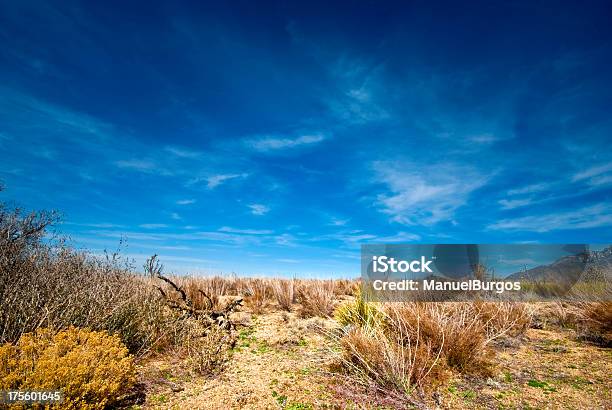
[329,218,349,226]
[506,183,553,196]
[327,59,389,124]
[318,229,420,247]
[0,87,111,143]
[248,204,270,216]
[572,162,612,187]
[248,134,324,152]
[0,89,210,185]
[170,212,181,220]
[147,245,192,251]
[469,133,499,144]
[588,174,612,187]
[176,199,196,205]
[139,223,169,229]
[488,203,612,232]
[332,232,377,243]
[375,231,421,242]
[218,226,274,235]
[195,173,248,189]
[114,159,157,172]
[286,27,389,126]
[275,233,296,246]
[113,158,176,176]
[63,222,125,229]
[86,229,261,245]
[275,258,300,263]
[498,198,533,210]
[374,162,488,226]
[500,172,609,211]
[164,146,202,158]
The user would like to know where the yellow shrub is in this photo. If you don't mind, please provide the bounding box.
[0,327,136,409]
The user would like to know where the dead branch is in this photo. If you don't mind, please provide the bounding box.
[157,272,191,307]
[198,289,213,310]
[223,298,243,314]
[145,255,243,331]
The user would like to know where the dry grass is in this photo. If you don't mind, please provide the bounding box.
[272,278,296,311]
[338,306,449,393]
[0,198,239,360]
[334,296,533,396]
[182,325,237,375]
[530,302,578,329]
[333,278,359,297]
[473,301,533,340]
[243,278,270,314]
[297,279,337,318]
[0,203,174,356]
[575,300,612,347]
[530,297,611,347]
[3,187,610,408]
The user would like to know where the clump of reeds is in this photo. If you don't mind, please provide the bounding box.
[272,278,296,311]
[575,299,612,347]
[297,279,337,318]
[333,293,532,396]
[243,278,270,314]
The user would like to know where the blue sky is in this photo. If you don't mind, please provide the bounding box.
[0,1,611,277]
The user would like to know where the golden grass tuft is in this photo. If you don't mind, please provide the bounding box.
[333,295,532,395]
[272,279,296,311]
[244,278,271,314]
[297,280,337,318]
[575,300,612,347]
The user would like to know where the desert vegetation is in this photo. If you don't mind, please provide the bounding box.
[0,192,610,408]
[333,298,531,394]
[0,327,136,409]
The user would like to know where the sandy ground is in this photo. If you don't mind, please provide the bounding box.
[137,308,611,410]
[139,310,342,409]
[442,328,611,410]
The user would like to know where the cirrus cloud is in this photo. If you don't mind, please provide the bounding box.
[488,203,612,232]
[248,203,270,216]
[374,162,488,226]
[248,134,324,152]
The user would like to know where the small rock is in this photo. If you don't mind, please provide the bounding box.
[170,384,184,393]
[486,378,502,388]
[433,391,443,408]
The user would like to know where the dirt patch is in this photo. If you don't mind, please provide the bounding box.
[141,311,342,409]
[440,328,611,410]
[138,310,611,409]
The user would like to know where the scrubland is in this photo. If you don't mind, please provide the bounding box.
[0,198,610,409]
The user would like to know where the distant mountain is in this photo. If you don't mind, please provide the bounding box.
[587,246,612,267]
[506,246,612,282]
